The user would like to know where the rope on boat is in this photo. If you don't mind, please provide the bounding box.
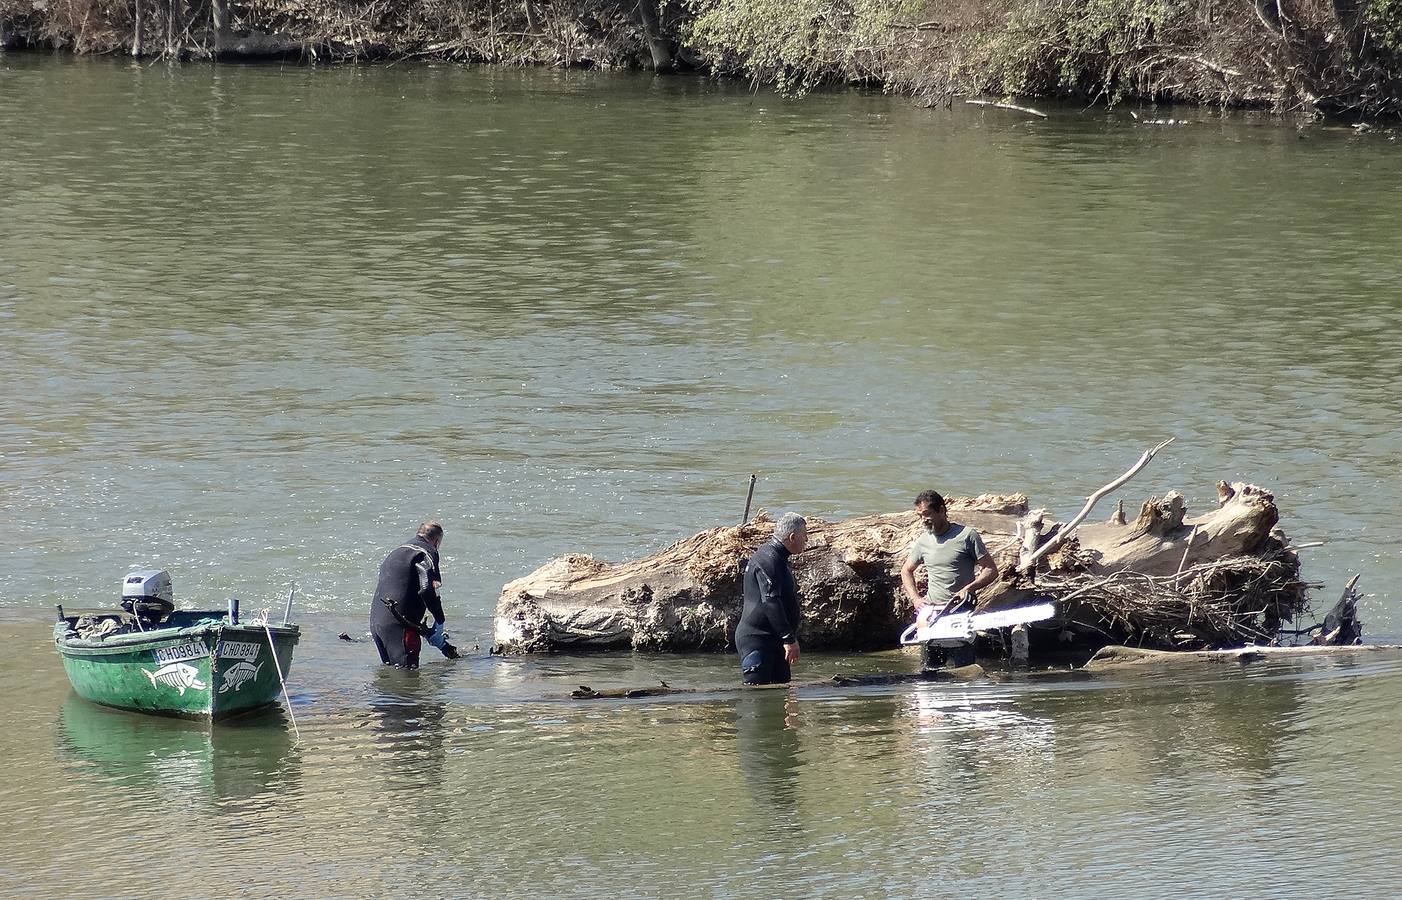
[259,608,302,745]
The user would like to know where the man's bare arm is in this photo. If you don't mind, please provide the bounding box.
[901,557,924,606]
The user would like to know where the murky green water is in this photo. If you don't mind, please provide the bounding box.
[3,56,1401,897]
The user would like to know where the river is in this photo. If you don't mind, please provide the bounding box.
[2,56,1401,897]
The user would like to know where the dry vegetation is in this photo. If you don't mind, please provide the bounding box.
[2,0,1399,116]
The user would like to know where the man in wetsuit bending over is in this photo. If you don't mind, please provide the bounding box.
[370,520,456,668]
[735,512,808,685]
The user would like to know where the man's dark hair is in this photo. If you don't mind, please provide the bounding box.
[914,490,945,510]
[417,520,444,542]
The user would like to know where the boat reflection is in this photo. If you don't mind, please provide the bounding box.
[57,693,300,805]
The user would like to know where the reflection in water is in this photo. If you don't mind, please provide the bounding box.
[734,690,803,829]
[363,665,454,834]
[8,642,1402,895]
[1154,673,1302,779]
[901,687,1058,791]
[368,664,452,773]
[1011,665,1310,785]
[57,693,299,805]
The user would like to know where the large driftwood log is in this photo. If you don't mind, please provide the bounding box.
[493,499,1028,654]
[493,481,1310,655]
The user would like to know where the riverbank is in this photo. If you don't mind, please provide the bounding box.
[3,0,1400,118]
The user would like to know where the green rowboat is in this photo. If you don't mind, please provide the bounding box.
[55,609,300,720]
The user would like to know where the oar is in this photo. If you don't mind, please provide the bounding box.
[258,609,301,744]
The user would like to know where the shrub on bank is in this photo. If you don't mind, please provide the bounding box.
[1,0,1399,116]
[685,0,1402,116]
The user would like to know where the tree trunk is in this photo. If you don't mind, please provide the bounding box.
[634,0,674,72]
[492,483,1307,655]
[211,0,228,52]
[1331,0,1367,61]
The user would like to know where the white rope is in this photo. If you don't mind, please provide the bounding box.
[258,608,302,744]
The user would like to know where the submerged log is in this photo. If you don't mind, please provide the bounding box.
[493,480,1314,656]
[1082,642,1400,670]
[566,666,983,700]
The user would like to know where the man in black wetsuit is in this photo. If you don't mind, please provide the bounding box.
[735,512,808,685]
[370,520,455,668]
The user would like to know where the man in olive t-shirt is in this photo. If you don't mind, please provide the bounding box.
[901,489,1000,617]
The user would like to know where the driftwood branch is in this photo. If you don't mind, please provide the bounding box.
[1311,573,1363,645]
[1018,438,1175,574]
[1015,509,1051,571]
[965,99,1048,118]
[1164,53,1244,77]
[1173,528,1197,587]
[1085,642,1399,670]
[888,20,950,31]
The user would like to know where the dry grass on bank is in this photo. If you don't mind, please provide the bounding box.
[2,0,1400,117]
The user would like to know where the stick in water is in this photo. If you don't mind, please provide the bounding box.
[742,474,757,525]
[965,99,1048,118]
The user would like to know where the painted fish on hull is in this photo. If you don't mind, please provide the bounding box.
[142,662,207,695]
[219,661,264,694]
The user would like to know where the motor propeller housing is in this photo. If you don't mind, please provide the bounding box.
[121,569,175,623]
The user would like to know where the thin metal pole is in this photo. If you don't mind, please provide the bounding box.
[282,586,296,625]
[741,474,757,525]
[262,614,301,744]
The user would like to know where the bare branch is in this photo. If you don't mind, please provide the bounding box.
[965,98,1048,118]
[888,20,950,31]
[1018,437,1175,574]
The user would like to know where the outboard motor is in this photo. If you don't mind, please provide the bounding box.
[121,569,175,624]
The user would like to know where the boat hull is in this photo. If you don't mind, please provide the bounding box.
[56,616,300,720]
